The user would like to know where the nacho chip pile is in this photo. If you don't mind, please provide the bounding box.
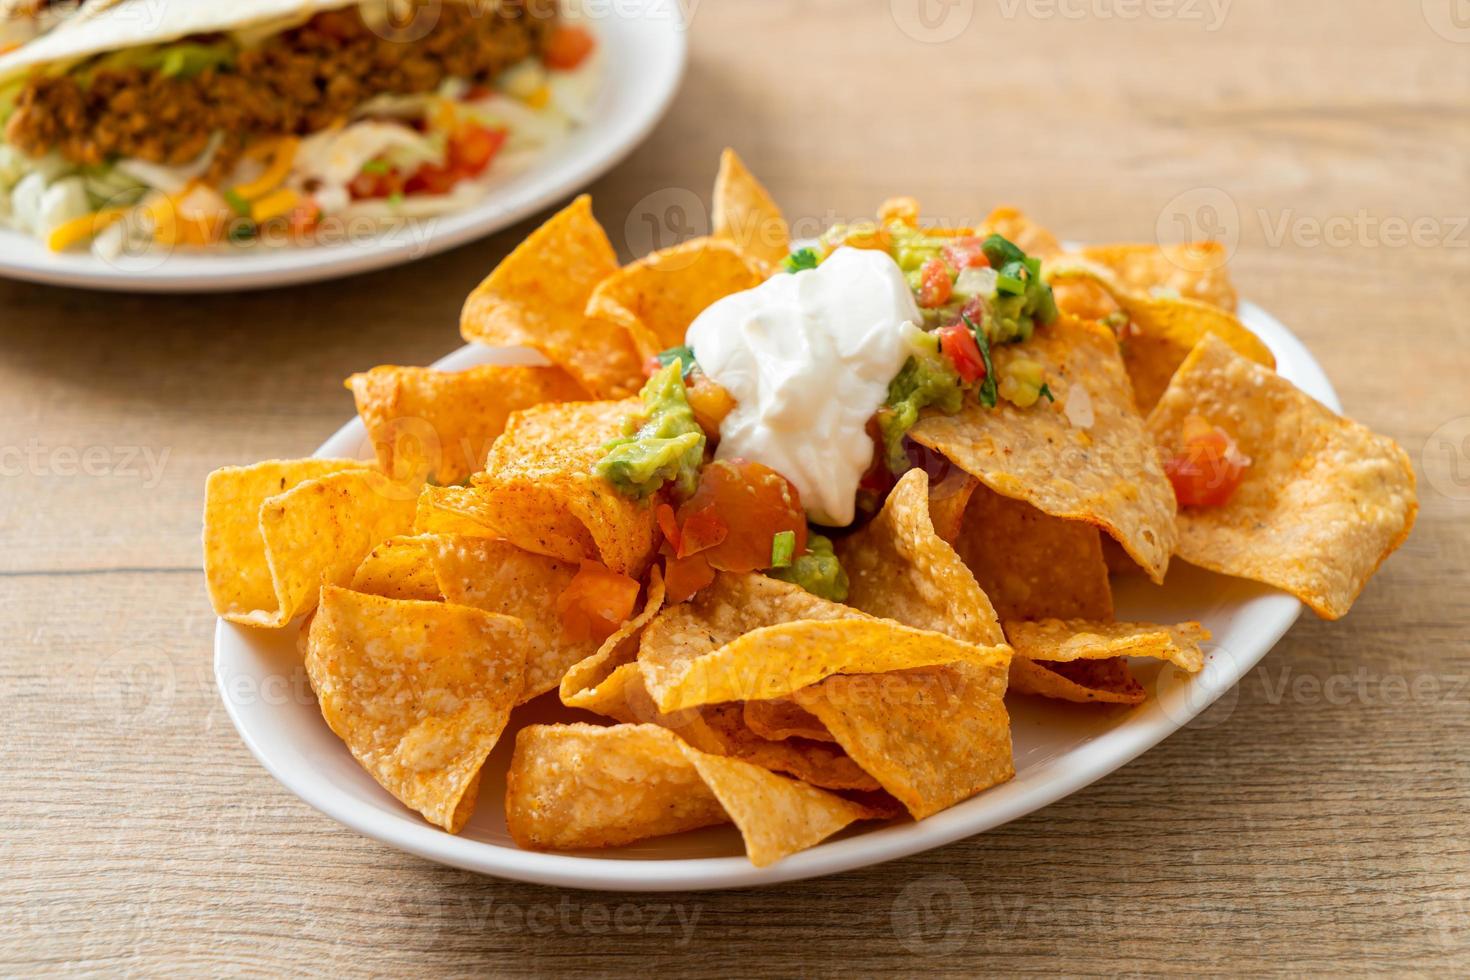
[202,152,1414,864]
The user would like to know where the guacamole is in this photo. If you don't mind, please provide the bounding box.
[594,360,706,498]
[875,334,964,474]
[769,532,849,602]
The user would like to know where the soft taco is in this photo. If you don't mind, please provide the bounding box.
[0,0,598,254]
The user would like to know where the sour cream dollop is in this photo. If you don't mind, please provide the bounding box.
[687,246,922,526]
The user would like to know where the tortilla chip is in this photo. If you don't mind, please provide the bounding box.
[412,484,498,536]
[559,566,665,709]
[204,460,417,628]
[646,612,1008,713]
[306,586,527,832]
[1078,242,1238,311]
[473,399,659,576]
[1006,618,1209,672]
[951,482,1113,621]
[1148,335,1417,619]
[1009,656,1145,704]
[711,147,790,270]
[460,195,643,398]
[432,535,603,702]
[349,534,442,601]
[909,314,1176,582]
[585,236,767,363]
[928,471,978,545]
[345,364,586,485]
[505,723,874,865]
[837,468,1003,646]
[795,661,1013,820]
[744,698,834,743]
[981,206,1062,257]
[204,458,369,624]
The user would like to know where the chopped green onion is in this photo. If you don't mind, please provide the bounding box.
[981,233,1026,269]
[995,260,1029,296]
[222,189,250,216]
[1038,382,1055,403]
[964,312,998,409]
[656,344,697,378]
[769,530,797,569]
[782,247,819,273]
[360,159,391,176]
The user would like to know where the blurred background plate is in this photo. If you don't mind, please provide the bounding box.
[0,1,686,293]
[215,300,1341,891]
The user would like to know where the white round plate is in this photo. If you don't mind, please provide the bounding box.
[216,301,1338,891]
[0,3,685,293]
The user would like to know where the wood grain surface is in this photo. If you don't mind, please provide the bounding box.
[3,1,1468,974]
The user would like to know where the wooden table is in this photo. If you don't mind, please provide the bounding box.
[3,1,1467,973]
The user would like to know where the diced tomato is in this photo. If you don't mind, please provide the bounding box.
[404,163,458,196]
[556,560,640,643]
[288,199,322,240]
[685,371,736,439]
[449,123,507,177]
[676,507,729,559]
[941,236,991,270]
[664,552,716,604]
[676,459,806,572]
[918,257,953,308]
[349,167,404,200]
[1164,415,1249,507]
[543,24,596,70]
[465,84,492,100]
[655,502,682,553]
[937,323,986,383]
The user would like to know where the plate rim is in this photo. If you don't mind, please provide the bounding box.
[215,299,1337,891]
[0,4,688,293]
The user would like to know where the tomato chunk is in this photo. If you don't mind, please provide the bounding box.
[684,371,736,439]
[941,236,991,269]
[1165,415,1249,507]
[543,25,596,70]
[449,122,507,176]
[556,560,640,643]
[676,459,806,572]
[664,552,716,604]
[917,257,953,308]
[937,323,986,383]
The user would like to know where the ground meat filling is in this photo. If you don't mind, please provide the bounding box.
[5,1,556,168]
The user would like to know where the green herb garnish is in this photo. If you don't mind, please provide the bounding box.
[782,247,819,273]
[964,312,998,409]
[769,530,796,569]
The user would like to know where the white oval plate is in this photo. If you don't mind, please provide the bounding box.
[216,301,1338,891]
[0,3,685,293]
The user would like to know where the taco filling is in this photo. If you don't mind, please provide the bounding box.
[0,0,598,253]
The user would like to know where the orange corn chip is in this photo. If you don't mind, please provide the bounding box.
[473,399,659,576]
[743,698,835,743]
[346,364,586,485]
[460,195,643,398]
[306,586,528,832]
[1006,618,1209,673]
[506,723,875,865]
[910,314,1176,582]
[928,471,978,545]
[411,484,498,536]
[585,236,767,363]
[981,206,1063,257]
[1148,335,1417,619]
[794,661,1013,820]
[349,534,442,601]
[951,482,1113,622]
[204,460,416,628]
[711,147,790,270]
[1008,656,1145,705]
[1079,242,1238,311]
[837,468,1003,646]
